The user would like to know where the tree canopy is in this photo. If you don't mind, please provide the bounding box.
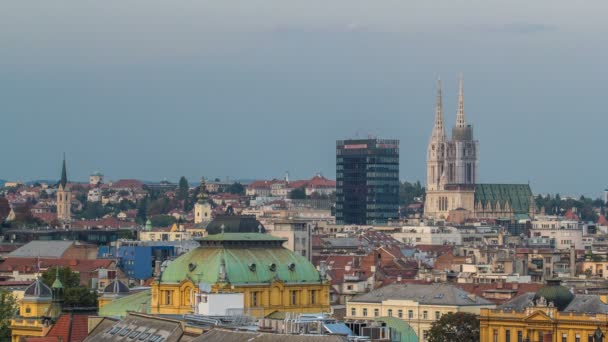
[41,267,97,308]
[289,187,307,200]
[0,290,17,341]
[427,312,480,342]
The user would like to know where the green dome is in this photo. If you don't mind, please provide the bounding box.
[160,233,321,285]
[534,279,574,311]
[205,215,265,235]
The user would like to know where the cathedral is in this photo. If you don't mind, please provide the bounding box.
[424,77,535,221]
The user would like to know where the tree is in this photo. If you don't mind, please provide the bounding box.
[149,215,177,227]
[136,198,148,223]
[227,182,245,195]
[289,187,307,200]
[0,290,17,340]
[177,177,189,201]
[41,267,97,308]
[427,312,480,342]
[42,266,80,289]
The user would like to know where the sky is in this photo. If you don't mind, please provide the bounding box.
[1,1,607,197]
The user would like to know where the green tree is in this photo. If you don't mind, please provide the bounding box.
[149,215,177,227]
[178,177,189,200]
[427,312,480,342]
[289,187,306,200]
[41,267,97,307]
[0,290,17,341]
[137,197,148,223]
[42,266,80,288]
[227,182,245,195]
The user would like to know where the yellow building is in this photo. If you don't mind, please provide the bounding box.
[148,216,330,317]
[98,279,130,309]
[346,283,495,341]
[480,280,608,342]
[10,276,63,342]
[139,222,207,242]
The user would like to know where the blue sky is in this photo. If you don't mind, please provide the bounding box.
[1,1,607,197]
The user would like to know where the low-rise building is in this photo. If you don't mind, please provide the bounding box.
[346,283,495,341]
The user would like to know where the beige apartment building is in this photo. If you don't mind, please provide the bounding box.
[346,283,495,341]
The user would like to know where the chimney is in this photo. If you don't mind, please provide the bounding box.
[154,260,161,278]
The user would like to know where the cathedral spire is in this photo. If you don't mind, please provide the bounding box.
[59,153,67,188]
[456,74,466,128]
[431,78,446,142]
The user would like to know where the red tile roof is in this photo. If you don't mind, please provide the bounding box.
[0,257,113,274]
[44,313,91,342]
[111,179,144,189]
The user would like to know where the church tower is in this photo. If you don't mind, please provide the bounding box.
[426,79,446,192]
[450,76,479,185]
[194,178,212,224]
[56,156,71,222]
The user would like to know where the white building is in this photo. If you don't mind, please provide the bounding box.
[391,225,462,246]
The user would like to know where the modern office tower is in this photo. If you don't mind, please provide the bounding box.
[336,138,400,225]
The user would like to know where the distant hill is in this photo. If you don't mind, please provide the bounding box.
[0,180,5,188]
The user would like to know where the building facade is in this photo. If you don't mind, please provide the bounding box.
[346,283,494,341]
[336,138,399,225]
[480,280,608,342]
[424,78,535,220]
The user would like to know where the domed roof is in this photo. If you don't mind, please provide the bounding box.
[161,234,320,285]
[205,215,265,235]
[103,280,130,295]
[24,278,52,298]
[534,279,574,311]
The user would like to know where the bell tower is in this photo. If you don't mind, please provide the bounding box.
[56,155,71,222]
[426,79,446,192]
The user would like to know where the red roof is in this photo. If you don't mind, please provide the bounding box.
[598,215,608,226]
[44,313,91,342]
[32,212,57,223]
[111,179,144,189]
[0,257,113,274]
[564,209,580,221]
[307,175,336,188]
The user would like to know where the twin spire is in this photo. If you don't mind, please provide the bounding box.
[431,75,467,139]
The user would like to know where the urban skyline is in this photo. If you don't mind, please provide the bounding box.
[2,2,608,197]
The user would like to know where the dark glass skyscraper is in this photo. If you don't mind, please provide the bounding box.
[336,138,400,225]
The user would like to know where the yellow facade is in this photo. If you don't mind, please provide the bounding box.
[139,224,207,242]
[347,298,494,340]
[10,298,52,342]
[480,306,608,342]
[150,279,330,317]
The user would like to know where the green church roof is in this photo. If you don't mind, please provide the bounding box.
[99,289,151,318]
[475,184,533,215]
[161,233,321,284]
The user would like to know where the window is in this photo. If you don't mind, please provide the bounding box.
[562,334,567,342]
[310,290,316,304]
[435,311,440,320]
[408,310,413,319]
[493,329,498,342]
[505,330,511,342]
[575,334,580,342]
[363,308,368,317]
[423,311,428,319]
[351,308,356,317]
[374,308,379,317]
[398,310,403,318]
[164,291,172,305]
[25,307,31,314]
[252,292,258,306]
[291,291,298,305]
[388,309,393,317]
[517,331,523,342]
[588,335,593,342]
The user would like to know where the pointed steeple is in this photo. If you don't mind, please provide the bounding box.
[59,154,68,188]
[456,74,466,128]
[431,78,446,142]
